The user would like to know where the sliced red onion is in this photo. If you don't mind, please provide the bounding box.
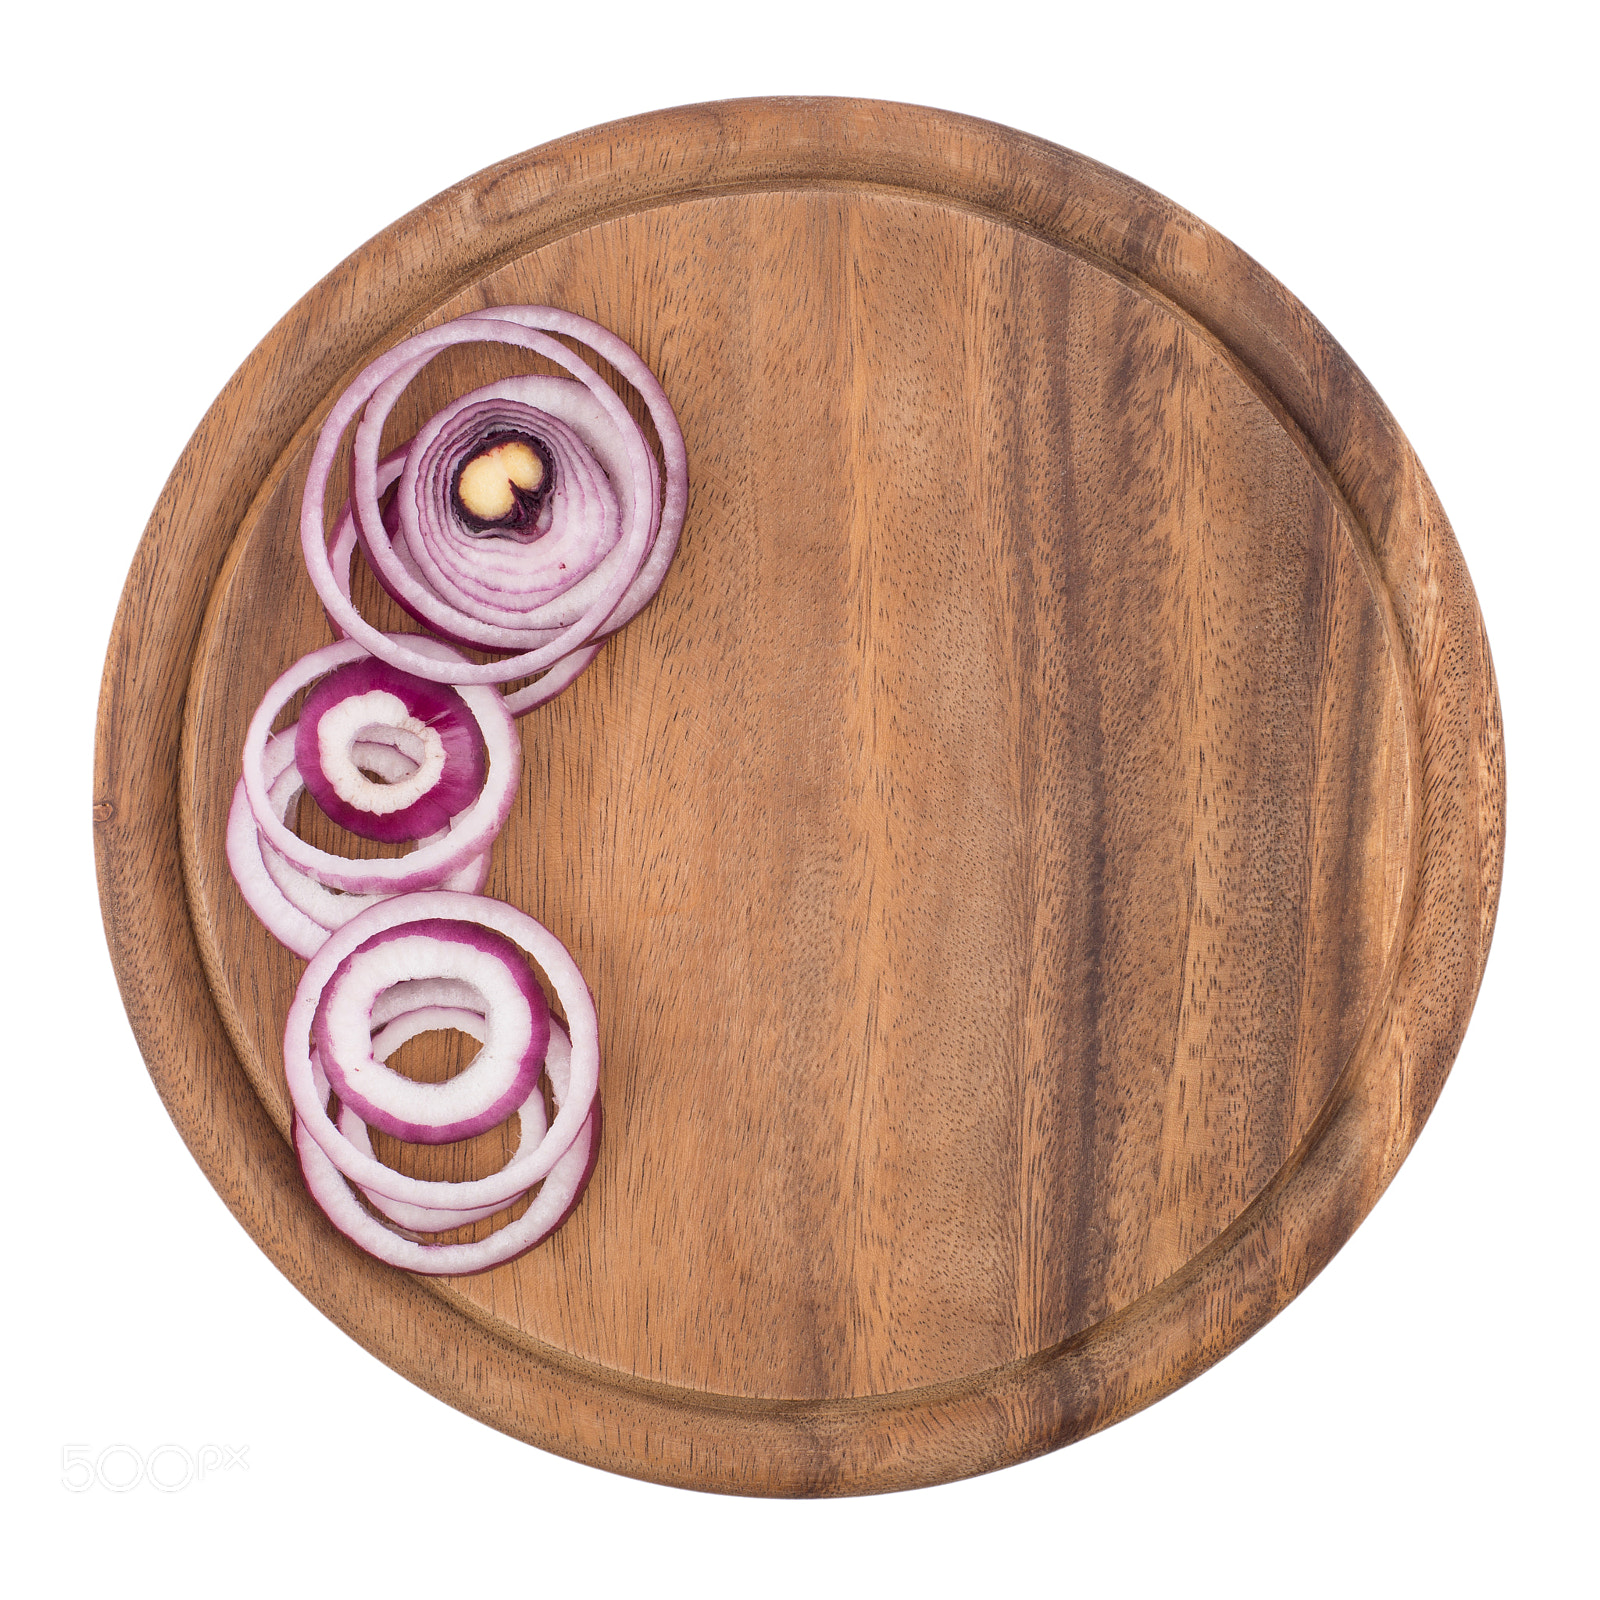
[484,307,687,637]
[298,1022,598,1276]
[312,918,551,1145]
[349,345,649,671]
[226,723,492,958]
[328,450,608,718]
[257,308,670,1272]
[499,644,603,718]
[285,892,598,1212]
[240,638,518,894]
[399,387,624,617]
[369,976,488,1026]
[333,1008,558,1233]
[227,771,333,959]
[260,726,490,923]
[301,307,687,691]
[295,657,486,843]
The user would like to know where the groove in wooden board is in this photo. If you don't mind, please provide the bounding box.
[183,187,1411,1401]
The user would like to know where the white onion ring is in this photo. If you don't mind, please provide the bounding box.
[285,892,598,1211]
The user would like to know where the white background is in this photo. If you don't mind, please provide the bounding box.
[4,2,1594,1594]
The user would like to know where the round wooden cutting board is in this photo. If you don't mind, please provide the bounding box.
[95,98,1504,1496]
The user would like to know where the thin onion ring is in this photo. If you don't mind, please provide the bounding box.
[301,306,687,688]
[333,1009,558,1233]
[327,453,608,718]
[285,892,598,1211]
[225,726,492,959]
[240,638,518,894]
[298,1045,597,1276]
[313,918,550,1144]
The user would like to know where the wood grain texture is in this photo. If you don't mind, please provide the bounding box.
[97,98,1503,1493]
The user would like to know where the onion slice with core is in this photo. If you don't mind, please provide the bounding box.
[327,450,608,718]
[301,307,687,690]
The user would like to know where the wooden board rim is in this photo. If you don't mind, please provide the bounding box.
[95,96,1505,1496]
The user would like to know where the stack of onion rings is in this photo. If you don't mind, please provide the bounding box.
[227,304,681,1269]
[287,894,600,1276]
[302,306,687,715]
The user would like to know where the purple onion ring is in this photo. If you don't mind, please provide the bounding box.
[332,1009,558,1233]
[301,306,687,689]
[240,638,518,894]
[225,726,491,959]
[312,918,551,1145]
[298,1032,598,1276]
[295,657,487,844]
[285,892,599,1211]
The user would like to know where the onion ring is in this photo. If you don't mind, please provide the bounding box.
[285,892,598,1211]
[312,918,551,1144]
[301,306,687,690]
[240,638,518,894]
[226,726,491,959]
[295,657,487,843]
[332,1007,556,1233]
[259,727,491,922]
[298,1024,598,1276]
